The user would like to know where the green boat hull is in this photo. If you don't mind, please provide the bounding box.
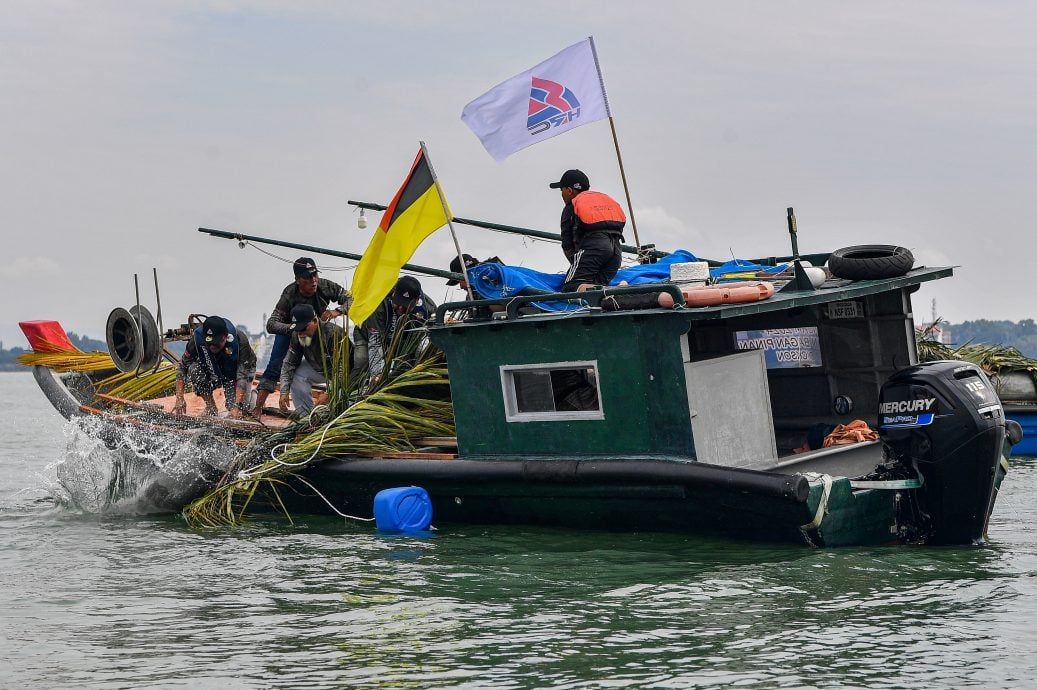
[260,456,994,547]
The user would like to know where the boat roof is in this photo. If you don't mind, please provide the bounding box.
[432,265,952,328]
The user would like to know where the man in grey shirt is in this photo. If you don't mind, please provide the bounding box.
[278,304,349,417]
[255,257,352,415]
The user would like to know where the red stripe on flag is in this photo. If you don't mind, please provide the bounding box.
[378,149,426,233]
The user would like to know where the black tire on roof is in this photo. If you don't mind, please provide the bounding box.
[827,245,914,280]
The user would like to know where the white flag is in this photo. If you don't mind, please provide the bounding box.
[461,37,611,162]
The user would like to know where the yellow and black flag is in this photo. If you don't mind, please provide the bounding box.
[350,146,451,324]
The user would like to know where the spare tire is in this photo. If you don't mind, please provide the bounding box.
[828,245,914,280]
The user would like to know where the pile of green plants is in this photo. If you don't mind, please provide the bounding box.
[916,320,1037,376]
[182,317,454,527]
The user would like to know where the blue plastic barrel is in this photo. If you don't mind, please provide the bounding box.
[373,486,433,532]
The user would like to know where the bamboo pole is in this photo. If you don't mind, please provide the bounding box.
[345,201,666,260]
[420,141,474,301]
[588,36,642,256]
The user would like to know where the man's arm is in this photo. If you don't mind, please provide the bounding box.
[278,342,301,392]
[320,279,354,320]
[560,204,576,263]
[221,380,238,413]
[266,288,294,335]
[277,341,302,412]
[233,332,257,408]
[172,341,196,414]
[352,324,368,372]
[236,331,257,375]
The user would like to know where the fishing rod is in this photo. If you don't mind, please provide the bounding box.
[346,200,669,261]
[197,227,461,282]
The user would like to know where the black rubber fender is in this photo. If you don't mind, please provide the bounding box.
[828,244,914,280]
[1006,419,1023,447]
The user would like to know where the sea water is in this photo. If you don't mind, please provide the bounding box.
[2,371,1036,689]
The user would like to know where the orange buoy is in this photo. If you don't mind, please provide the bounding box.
[658,281,775,309]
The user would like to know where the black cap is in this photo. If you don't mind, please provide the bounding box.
[201,315,228,343]
[391,275,422,307]
[293,257,319,278]
[548,169,589,191]
[290,304,317,329]
[446,254,479,286]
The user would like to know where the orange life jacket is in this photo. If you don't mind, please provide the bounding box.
[572,190,626,228]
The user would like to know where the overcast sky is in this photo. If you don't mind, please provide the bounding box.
[2,1,1035,348]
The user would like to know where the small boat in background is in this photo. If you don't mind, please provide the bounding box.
[992,370,1037,456]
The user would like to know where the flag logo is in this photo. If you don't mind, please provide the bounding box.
[527,77,581,136]
[461,37,610,162]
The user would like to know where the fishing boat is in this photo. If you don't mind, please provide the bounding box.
[991,372,1037,456]
[23,218,1020,546]
[914,324,1037,458]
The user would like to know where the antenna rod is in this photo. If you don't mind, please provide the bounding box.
[197,227,460,282]
[786,207,801,259]
[346,200,666,260]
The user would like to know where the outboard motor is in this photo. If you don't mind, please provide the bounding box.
[879,360,1005,545]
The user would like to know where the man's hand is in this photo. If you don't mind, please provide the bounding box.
[227,406,243,420]
[279,393,291,413]
[204,404,219,417]
[172,397,186,415]
[320,308,340,321]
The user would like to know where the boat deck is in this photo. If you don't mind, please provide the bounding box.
[94,388,296,431]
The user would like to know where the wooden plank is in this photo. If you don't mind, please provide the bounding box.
[413,436,458,448]
[94,391,291,431]
[355,451,459,460]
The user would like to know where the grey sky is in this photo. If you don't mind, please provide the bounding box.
[2,1,1034,347]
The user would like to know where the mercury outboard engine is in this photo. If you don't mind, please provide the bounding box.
[879,360,1006,545]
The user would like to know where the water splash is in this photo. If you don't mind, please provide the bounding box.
[46,416,236,515]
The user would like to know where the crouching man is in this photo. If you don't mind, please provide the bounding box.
[173,315,256,418]
[354,275,435,379]
[278,304,349,417]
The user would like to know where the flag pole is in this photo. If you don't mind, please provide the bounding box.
[588,36,643,259]
[420,141,473,301]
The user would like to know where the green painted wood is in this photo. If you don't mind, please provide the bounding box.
[804,480,900,547]
[430,312,695,458]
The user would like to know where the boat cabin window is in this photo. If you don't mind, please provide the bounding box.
[500,362,603,422]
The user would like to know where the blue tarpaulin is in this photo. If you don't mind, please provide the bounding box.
[465,251,789,312]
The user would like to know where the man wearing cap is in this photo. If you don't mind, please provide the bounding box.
[255,257,353,416]
[446,253,509,319]
[446,253,504,297]
[354,275,436,379]
[278,304,349,418]
[173,315,257,419]
[549,169,627,292]
[446,253,481,295]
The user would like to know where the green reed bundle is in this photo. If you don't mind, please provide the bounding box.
[917,319,1037,376]
[183,320,454,528]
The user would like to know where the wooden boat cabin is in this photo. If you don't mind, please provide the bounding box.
[430,263,950,474]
